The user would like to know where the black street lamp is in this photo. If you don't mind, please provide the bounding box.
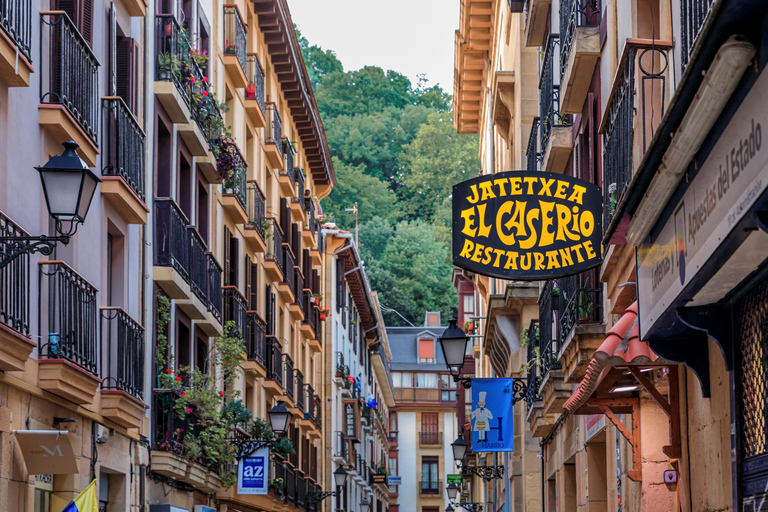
[451,434,468,462]
[446,505,455,512]
[446,481,459,500]
[268,399,291,435]
[439,319,470,369]
[333,465,348,487]
[0,141,100,269]
[307,465,347,504]
[233,400,292,458]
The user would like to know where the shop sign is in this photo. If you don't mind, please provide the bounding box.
[35,474,53,491]
[387,476,402,485]
[447,474,462,485]
[638,69,768,338]
[237,447,269,495]
[586,414,605,441]
[343,401,358,438]
[453,170,602,280]
[471,379,514,452]
[371,474,387,485]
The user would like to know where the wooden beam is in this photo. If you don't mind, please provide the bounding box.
[591,398,642,482]
[627,367,670,417]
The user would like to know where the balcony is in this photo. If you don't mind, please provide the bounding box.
[681,0,716,69]
[264,103,284,169]
[154,198,190,298]
[302,202,318,249]
[101,97,148,224]
[223,286,248,338]
[281,353,295,405]
[291,168,307,223]
[278,142,296,196]
[100,307,146,428]
[264,219,285,282]
[539,36,572,175]
[222,5,247,88]
[558,271,605,382]
[418,432,443,447]
[333,431,350,463]
[301,291,318,343]
[276,246,295,303]
[244,181,267,252]
[388,430,398,446]
[288,269,304,321]
[221,150,248,225]
[0,212,35,371]
[524,0,551,47]
[39,12,99,166]
[245,54,266,127]
[244,312,267,377]
[38,261,100,404]
[0,0,32,86]
[419,482,443,496]
[176,226,209,320]
[537,280,569,416]
[200,252,223,335]
[295,370,305,414]
[558,0,601,114]
[394,387,440,403]
[264,337,284,394]
[526,117,540,172]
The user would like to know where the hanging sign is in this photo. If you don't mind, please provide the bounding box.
[387,476,402,485]
[343,401,358,439]
[447,474,463,485]
[371,473,387,485]
[471,378,514,452]
[453,170,602,280]
[237,447,269,495]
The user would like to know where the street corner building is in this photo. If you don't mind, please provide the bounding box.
[0,1,407,512]
[452,0,768,511]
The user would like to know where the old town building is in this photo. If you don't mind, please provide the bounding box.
[453,0,768,511]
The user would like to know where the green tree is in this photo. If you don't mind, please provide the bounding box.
[314,66,415,118]
[296,28,343,90]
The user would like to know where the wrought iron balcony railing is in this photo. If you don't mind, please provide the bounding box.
[525,319,541,412]
[419,481,443,496]
[39,261,99,375]
[560,0,601,79]
[245,311,266,367]
[223,286,248,337]
[265,103,283,154]
[223,5,246,75]
[295,370,305,411]
[295,167,305,199]
[246,181,266,238]
[266,219,284,275]
[539,36,570,155]
[266,337,283,385]
[419,431,443,445]
[283,353,295,400]
[245,53,265,112]
[1,0,31,61]
[102,97,146,202]
[0,211,30,338]
[314,393,322,428]
[283,246,295,296]
[558,270,602,344]
[305,384,315,420]
[206,252,222,322]
[295,269,304,313]
[602,41,673,232]
[538,280,562,379]
[224,155,247,210]
[188,226,207,304]
[101,307,144,400]
[526,116,541,172]
[154,198,190,281]
[334,430,349,460]
[681,0,716,69]
[40,12,99,144]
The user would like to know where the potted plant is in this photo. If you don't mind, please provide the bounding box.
[310,293,323,306]
[336,364,347,379]
[319,306,330,321]
[268,477,284,496]
[461,320,474,333]
[578,277,594,322]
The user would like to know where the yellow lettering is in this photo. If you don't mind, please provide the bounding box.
[558,248,574,267]
[509,177,523,195]
[583,240,597,260]
[546,250,560,269]
[572,244,585,263]
[494,178,509,197]
[461,207,477,237]
[471,243,485,262]
[519,208,539,250]
[579,210,595,237]
[520,253,532,270]
[482,247,494,265]
[467,184,480,204]
[459,239,474,259]
[555,204,579,242]
[567,185,587,205]
[497,202,516,246]
[539,178,555,196]
[539,201,556,247]
[504,251,519,270]
[492,248,506,268]
[534,252,545,270]
[554,180,569,199]
[477,203,492,238]
[479,181,496,202]
[523,177,537,194]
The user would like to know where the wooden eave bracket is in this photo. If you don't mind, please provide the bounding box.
[627,365,682,459]
[588,398,642,481]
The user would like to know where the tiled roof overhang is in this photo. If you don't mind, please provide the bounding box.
[252,0,335,186]
[337,244,377,334]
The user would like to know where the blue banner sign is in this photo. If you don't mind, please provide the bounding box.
[387,476,402,486]
[237,447,269,495]
[471,378,514,452]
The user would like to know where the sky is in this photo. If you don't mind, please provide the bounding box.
[287,0,460,93]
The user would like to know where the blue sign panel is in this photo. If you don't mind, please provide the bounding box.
[237,447,269,495]
[387,476,402,486]
[471,378,514,452]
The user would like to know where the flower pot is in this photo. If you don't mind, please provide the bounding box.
[269,488,276,495]
[319,313,327,321]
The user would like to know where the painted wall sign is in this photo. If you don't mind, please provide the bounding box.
[586,414,606,441]
[237,447,269,495]
[638,69,768,338]
[453,170,602,280]
[471,379,514,452]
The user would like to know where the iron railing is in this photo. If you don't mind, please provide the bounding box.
[681,0,716,69]
[559,270,602,343]
[419,432,443,445]
[303,291,315,333]
[305,384,315,420]
[102,97,146,202]
[39,261,99,375]
[266,219,284,276]
[388,430,398,444]
[245,53,265,112]
[266,103,283,154]
[295,370,305,411]
[334,431,349,460]
[100,307,144,400]
[560,0,600,80]
[540,36,570,155]
[526,117,541,172]
[283,246,295,297]
[538,280,562,379]
[281,154,295,188]
[295,167,305,199]
[266,338,283,386]
[223,5,246,76]
[188,226,207,303]
[295,270,304,313]
[154,198,190,281]
[223,149,247,210]
[0,211,30,338]
[314,394,322,428]
[207,252,223,322]
[525,319,541,412]
[0,0,31,61]
[602,42,672,232]
[283,353,295,400]
[40,12,99,144]
[223,286,248,337]
[245,311,266,367]
[246,181,266,239]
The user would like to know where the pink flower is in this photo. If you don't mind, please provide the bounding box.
[179,391,186,396]
[202,91,208,97]
[203,50,208,55]
[186,407,193,413]
[189,77,195,84]
[203,76,208,83]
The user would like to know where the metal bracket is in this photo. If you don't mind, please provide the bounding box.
[233,439,276,459]
[306,491,336,504]
[459,503,484,512]
[451,376,541,405]
[0,235,69,269]
[676,305,734,371]
[460,464,504,480]
[648,323,711,398]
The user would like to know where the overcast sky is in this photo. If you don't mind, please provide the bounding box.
[287,0,460,93]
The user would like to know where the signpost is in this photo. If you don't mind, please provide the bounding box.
[453,170,602,280]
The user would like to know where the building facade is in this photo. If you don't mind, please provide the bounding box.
[453,0,768,511]
[385,316,459,512]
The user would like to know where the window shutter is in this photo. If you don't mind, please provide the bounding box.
[280,198,290,247]
[292,223,301,264]
[245,255,252,310]
[418,339,434,360]
[250,260,258,312]
[223,226,231,286]
[230,236,240,288]
[265,284,274,335]
[116,37,140,116]
[80,0,93,45]
[302,437,309,472]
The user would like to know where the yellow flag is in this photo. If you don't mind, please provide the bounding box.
[62,479,98,512]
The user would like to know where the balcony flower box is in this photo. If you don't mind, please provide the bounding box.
[183,460,208,488]
[151,451,188,480]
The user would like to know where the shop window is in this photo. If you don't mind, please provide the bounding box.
[33,475,53,512]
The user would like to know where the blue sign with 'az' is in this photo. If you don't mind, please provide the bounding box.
[237,446,269,495]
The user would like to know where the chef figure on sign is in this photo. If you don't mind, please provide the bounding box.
[472,391,493,442]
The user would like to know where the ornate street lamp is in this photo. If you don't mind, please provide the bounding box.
[307,464,347,504]
[439,319,470,370]
[360,497,371,512]
[451,434,468,463]
[446,504,455,512]
[333,465,348,487]
[446,481,459,500]
[268,399,291,435]
[0,141,100,269]
[233,400,291,458]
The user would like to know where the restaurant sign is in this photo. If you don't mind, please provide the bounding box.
[453,171,602,280]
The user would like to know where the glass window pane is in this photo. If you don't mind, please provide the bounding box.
[401,372,413,387]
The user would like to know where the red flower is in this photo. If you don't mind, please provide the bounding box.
[202,91,208,97]
[203,76,209,83]
[179,391,186,396]
[189,77,195,84]
[166,369,172,373]
[219,392,224,397]
[175,376,182,381]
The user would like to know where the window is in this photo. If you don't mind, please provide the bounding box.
[415,373,437,388]
[462,294,475,323]
[389,411,398,432]
[440,374,456,389]
[33,475,53,512]
[441,390,457,402]
[418,338,434,363]
[53,0,93,45]
[388,456,398,493]
[420,457,440,494]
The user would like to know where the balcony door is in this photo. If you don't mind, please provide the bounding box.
[422,413,439,445]
[420,456,439,494]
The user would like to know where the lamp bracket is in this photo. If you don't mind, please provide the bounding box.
[459,503,484,512]
[233,439,277,459]
[306,491,336,504]
[0,235,70,270]
[450,375,541,404]
[460,464,504,480]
